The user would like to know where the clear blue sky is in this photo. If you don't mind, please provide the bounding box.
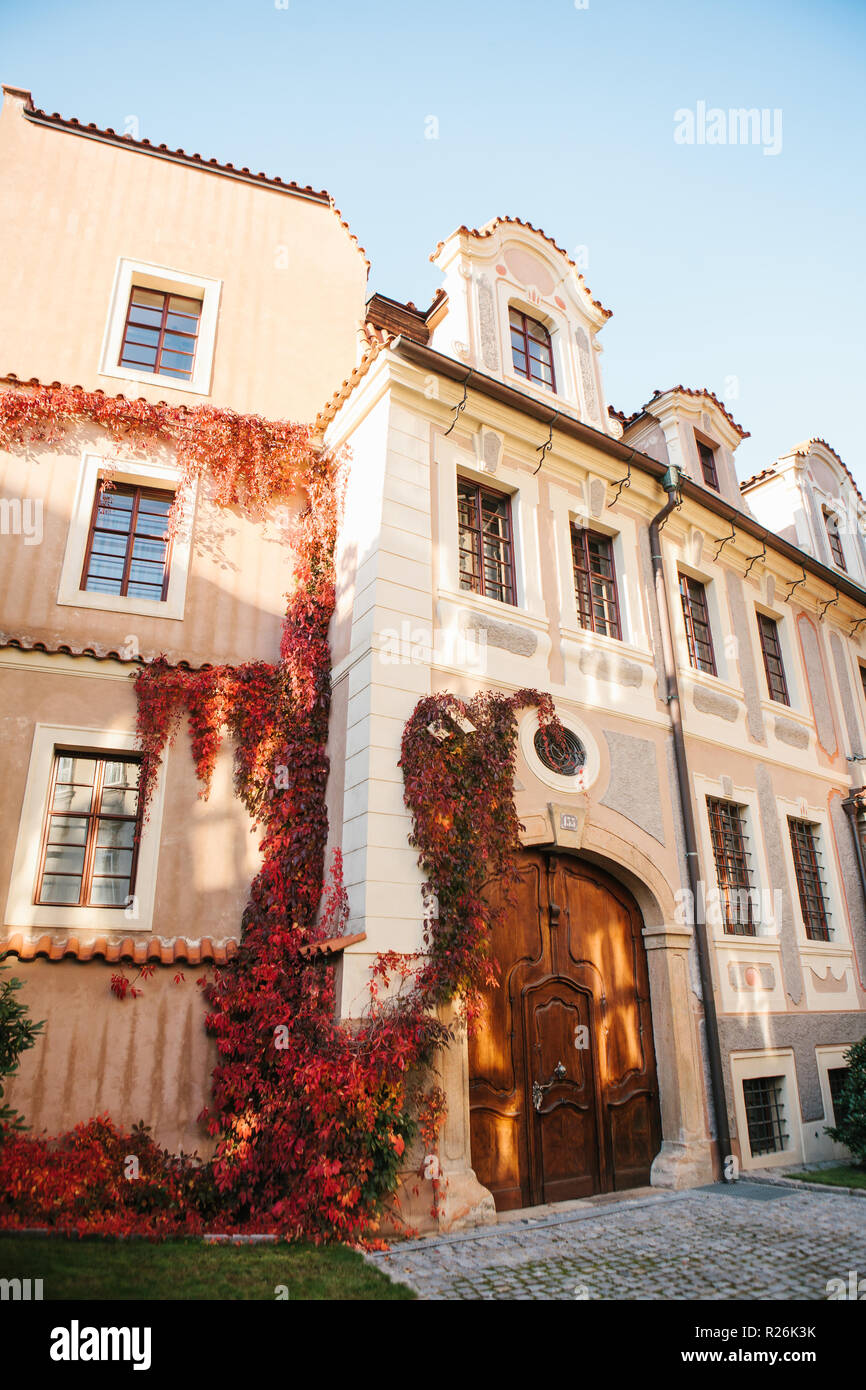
[2,0,864,483]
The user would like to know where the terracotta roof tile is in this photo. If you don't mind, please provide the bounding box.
[299,931,366,958]
[314,335,392,432]
[430,216,612,320]
[18,98,369,271]
[0,633,212,671]
[0,934,237,964]
[645,385,749,440]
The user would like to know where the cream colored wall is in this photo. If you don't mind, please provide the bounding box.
[0,424,301,665]
[0,657,260,951]
[3,959,217,1155]
[0,90,367,421]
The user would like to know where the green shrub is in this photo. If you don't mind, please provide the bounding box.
[825,1035,866,1166]
[0,963,44,1132]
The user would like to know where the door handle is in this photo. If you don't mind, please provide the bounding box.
[532,1061,567,1111]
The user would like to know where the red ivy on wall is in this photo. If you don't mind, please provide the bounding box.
[0,382,564,1242]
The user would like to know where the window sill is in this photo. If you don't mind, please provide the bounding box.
[560,623,651,664]
[97,364,212,398]
[57,590,185,622]
[439,586,548,630]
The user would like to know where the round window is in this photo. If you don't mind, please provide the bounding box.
[533,726,586,777]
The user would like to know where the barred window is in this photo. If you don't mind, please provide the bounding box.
[509,308,555,392]
[788,818,831,941]
[457,479,515,605]
[742,1076,789,1157]
[36,752,142,907]
[120,286,201,380]
[571,526,622,639]
[81,483,173,601]
[679,574,716,674]
[697,440,719,490]
[756,612,790,705]
[706,797,755,935]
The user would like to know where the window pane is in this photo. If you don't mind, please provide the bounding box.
[93,847,134,878]
[90,878,131,906]
[124,325,161,348]
[38,874,82,904]
[55,755,95,785]
[47,815,88,845]
[168,295,201,317]
[100,788,140,816]
[131,288,165,309]
[158,350,194,373]
[44,844,86,875]
[52,784,94,814]
[91,532,129,558]
[162,331,196,353]
[96,818,136,849]
[87,554,125,581]
[121,344,159,368]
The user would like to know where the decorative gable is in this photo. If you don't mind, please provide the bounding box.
[428,217,616,435]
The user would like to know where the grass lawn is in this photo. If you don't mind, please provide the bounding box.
[788,1165,866,1191]
[0,1235,415,1300]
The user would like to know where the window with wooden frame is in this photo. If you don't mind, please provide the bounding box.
[706,797,756,934]
[788,818,832,941]
[119,286,202,380]
[679,574,717,674]
[81,483,173,601]
[35,752,142,908]
[571,525,622,639]
[756,611,790,705]
[696,439,720,490]
[509,307,556,392]
[457,478,516,605]
[824,509,847,571]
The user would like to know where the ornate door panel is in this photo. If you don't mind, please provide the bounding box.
[468,851,661,1209]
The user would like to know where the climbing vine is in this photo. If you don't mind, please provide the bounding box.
[0,382,565,1242]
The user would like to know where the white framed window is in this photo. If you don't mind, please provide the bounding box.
[99,257,221,396]
[693,774,777,940]
[730,1050,803,1170]
[5,724,167,935]
[518,706,600,795]
[57,451,195,621]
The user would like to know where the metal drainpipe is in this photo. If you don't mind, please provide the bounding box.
[650,482,732,1173]
[841,796,866,907]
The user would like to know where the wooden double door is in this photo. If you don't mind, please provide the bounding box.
[468,851,661,1210]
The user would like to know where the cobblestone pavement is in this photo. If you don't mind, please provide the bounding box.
[367,1184,866,1300]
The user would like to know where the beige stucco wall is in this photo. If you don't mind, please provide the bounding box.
[0,89,367,422]
[3,958,217,1155]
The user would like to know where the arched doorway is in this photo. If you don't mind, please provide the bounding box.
[468,849,662,1210]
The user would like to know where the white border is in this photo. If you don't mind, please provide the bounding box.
[56,451,195,621]
[5,723,167,934]
[730,1049,803,1170]
[98,257,221,397]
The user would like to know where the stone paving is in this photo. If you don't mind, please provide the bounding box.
[367,1184,866,1300]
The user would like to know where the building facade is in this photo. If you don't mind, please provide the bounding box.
[2,87,864,1228]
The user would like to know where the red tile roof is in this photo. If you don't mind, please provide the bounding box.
[0,933,237,964]
[430,216,612,319]
[314,334,392,432]
[12,91,369,271]
[0,633,212,671]
[644,386,749,440]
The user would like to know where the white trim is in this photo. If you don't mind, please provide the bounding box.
[693,772,777,939]
[5,724,167,934]
[98,257,221,397]
[56,451,195,621]
[730,1050,803,1170]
